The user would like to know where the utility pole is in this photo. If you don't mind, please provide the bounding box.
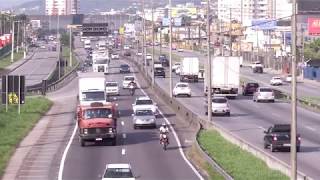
[11,19,15,63]
[23,21,26,59]
[142,0,147,73]
[207,0,212,121]
[169,0,173,98]
[16,21,20,53]
[229,9,232,56]
[69,27,73,67]
[57,14,61,79]
[290,0,297,179]
[151,0,155,87]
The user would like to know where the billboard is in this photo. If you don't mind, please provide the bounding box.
[1,75,25,105]
[308,18,320,36]
[251,19,277,30]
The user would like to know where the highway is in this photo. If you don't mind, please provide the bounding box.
[60,44,202,180]
[132,48,320,179]
[158,47,320,99]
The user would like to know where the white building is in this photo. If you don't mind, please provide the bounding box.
[45,0,79,15]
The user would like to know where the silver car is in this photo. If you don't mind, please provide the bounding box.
[253,87,275,103]
[132,109,156,129]
[205,97,230,116]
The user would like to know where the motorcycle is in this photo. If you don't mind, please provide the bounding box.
[129,85,136,96]
[160,134,169,150]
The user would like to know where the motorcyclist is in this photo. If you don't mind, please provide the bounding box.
[128,80,137,95]
[159,123,169,144]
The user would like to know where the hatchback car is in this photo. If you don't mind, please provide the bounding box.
[132,109,156,129]
[172,62,180,72]
[242,82,259,96]
[173,82,191,97]
[120,64,130,73]
[253,87,275,102]
[285,74,292,82]
[270,76,283,86]
[102,164,135,180]
[205,97,230,116]
[105,81,119,96]
[122,76,135,89]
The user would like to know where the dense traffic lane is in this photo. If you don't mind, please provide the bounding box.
[62,59,202,180]
[132,53,320,179]
[158,47,320,98]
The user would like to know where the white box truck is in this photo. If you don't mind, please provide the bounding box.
[205,56,240,98]
[93,59,109,74]
[180,57,199,82]
[78,72,106,105]
[84,39,91,49]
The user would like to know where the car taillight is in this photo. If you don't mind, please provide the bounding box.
[273,136,277,141]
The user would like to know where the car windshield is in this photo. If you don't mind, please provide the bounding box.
[121,65,129,68]
[82,91,105,101]
[247,83,259,87]
[177,84,188,88]
[83,108,112,119]
[95,59,108,64]
[155,67,164,71]
[136,99,153,105]
[135,110,153,116]
[125,77,134,81]
[272,125,291,133]
[104,168,133,178]
[106,82,118,87]
[212,98,227,103]
[273,77,281,80]
[259,88,272,92]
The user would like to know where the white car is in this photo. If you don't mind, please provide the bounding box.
[205,97,230,116]
[132,96,158,115]
[132,108,156,129]
[251,61,263,69]
[122,76,135,89]
[285,74,292,82]
[253,87,275,103]
[124,45,130,50]
[111,53,119,59]
[102,164,135,180]
[105,81,119,96]
[173,82,191,97]
[177,48,184,52]
[172,62,180,72]
[136,52,142,56]
[270,76,283,86]
[146,54,152,61]
[175,66,181,75]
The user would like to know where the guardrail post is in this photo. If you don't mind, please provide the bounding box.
[41,79,47,95]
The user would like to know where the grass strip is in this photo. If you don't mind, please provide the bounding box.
[0,52,24,70]
[301,96,320,105]
[61,46,78,73]
[198,129,289,180]
[0,96,52,177]
[187,144,225,180]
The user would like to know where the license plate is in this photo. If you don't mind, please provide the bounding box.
[95,138,103,141]
[283,143,291,147]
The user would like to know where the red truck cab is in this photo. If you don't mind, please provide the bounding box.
[77,102,118,146]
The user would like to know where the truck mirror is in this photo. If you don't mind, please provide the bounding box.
[108,114,113,118]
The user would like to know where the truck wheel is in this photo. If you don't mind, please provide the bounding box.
[226,112,230,116]
[264,143,268,149]
[133,124,137,129]
[111,139,117,146]
[80,138,85,147]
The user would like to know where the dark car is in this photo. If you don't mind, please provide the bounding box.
[242,82,259,96]
[154,67,166,78]
[159,54,169,67]
[120,64,130,73]
[253,66,263,73]
[124,51,131,56]
[264,124,301,152]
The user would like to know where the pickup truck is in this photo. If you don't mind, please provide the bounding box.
[263,124,301,152]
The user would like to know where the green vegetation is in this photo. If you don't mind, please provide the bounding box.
[198,129,289,180]
[61,46,78,73]
[304,39,320,60]
[301,96,320,105]
[0,52,24,71]
[187,144,225,180]
[0,96,52,176]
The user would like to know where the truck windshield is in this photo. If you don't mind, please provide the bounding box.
[136,100,153,105]
[84,108,112,119]
[135,110,153,116]
[82,91,105,101]
[104,168,133,178]
[106,82,118,87]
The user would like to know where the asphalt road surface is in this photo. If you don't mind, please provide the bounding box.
[133,49,320,179]
[61,58,202,180]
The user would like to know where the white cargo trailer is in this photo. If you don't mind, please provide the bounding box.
[78,72,106,105]
[179,57,199,82]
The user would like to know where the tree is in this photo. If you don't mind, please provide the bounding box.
[304,39,320,60]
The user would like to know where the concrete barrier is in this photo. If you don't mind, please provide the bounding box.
[130,56,313,180]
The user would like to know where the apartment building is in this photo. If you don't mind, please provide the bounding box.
[46,0,79,15]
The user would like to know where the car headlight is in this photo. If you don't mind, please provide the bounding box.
[109,128,113,133]
[150,119,155,122]
[83,128,88,135]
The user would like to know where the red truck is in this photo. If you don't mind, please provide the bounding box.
[77,102,118,146]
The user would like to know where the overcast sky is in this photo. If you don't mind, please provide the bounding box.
[0,0,33,9]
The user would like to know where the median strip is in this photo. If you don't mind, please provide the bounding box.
[198,129,289,180]
[0,96,52,177]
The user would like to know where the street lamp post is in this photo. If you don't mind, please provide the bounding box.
[151,0,155,87]
[169,0,173,98]
[207,0,212,121]
[11,19,15,63]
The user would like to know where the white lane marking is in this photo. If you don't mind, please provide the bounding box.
[270,112,281,118]
[121,121,124,126]
[122,133,127,139]
[58,123,78,180]
[305,126,316,131]
[258,126,266,131]
[122,148,126,155]
[184,139,193,143]
[133,74,204,180]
